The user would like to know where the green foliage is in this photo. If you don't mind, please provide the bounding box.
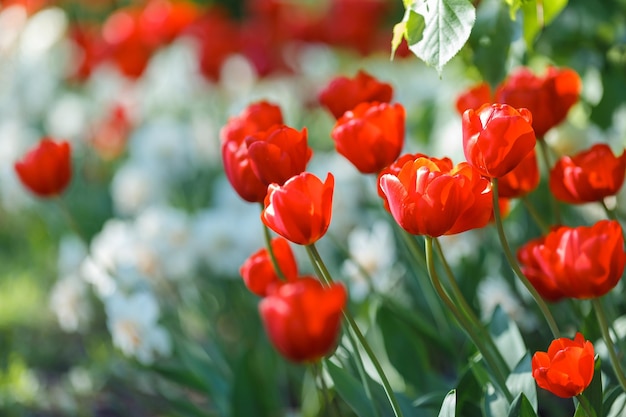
[507,393,538,417]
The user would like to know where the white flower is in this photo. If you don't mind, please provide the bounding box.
[57,234,87,276]
[341,220,401,301]
[477,276,536,331]
[105,291,171,364]
[49,273,91,333]
[110,161,167,216]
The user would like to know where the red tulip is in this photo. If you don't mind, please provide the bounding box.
[331,102,405,174]
[220,101,284,202]
[498,149,540,198]
[259,277,346,362]
[462,103,536,178]
[532,332,595,398]
[15,138,72,198]
[239,237,298,297]
[319,70,393,119]
[549,144,626,204]
[379,157,492,237]
[262,172,334,245]
[495,67,582,138]
[376,152,429,211]
[246,125,312,186]
[517,220,626,301]
[455,82,493,115]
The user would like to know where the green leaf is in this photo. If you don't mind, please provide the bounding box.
[438,390,457,417]
[506,355,537,413]
[606,393,626,417]
[489,306,526,371]
[484,383,508,417]
[541,0,568,25]
[391,9,425,59]
[577,356,602,417]
[507,393,538,417]
[325,359,378,417]
[521,0,568,47]
[169,398,217,417]
[406,0,476,74]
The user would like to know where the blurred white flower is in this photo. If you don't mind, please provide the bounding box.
[50,273,91,333]
[57,234,87,276]
[478,276,536,331]
[341,220,402,301]
[105,291,171,364]
[45,92,90,143]
[110,161,167,216]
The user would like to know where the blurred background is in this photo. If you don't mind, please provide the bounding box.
[0,0,625,416]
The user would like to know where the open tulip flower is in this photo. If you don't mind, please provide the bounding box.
[259,277,346,363]
[379,156,492,237]
[246,125,312,187]
[462,103,536,178]
[549,143,626,204]
[532,332,595,398]
[262,172,334,245]
[14,138,72,198]
[331,101,405,174]
[495,66,582,138]
[318,69,393,119]
[220,101,285,202]
[239,237,299,297]
[518,220,626,301]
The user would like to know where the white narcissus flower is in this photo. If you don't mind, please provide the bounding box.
[105,291,171,364]
[110,161,167,216]
[50,273,91,333]
[341,220,402,301]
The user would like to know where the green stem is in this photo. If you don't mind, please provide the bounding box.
[576,394,597,417]
[425,237,514,403]
[397,228,451,333]
[537,139,562,225]
[313,362,340,417]
[433,238,511,376]
[521,196,550,234]
[306,244,404,417]
[491,178,561,339]
[260,205,286,281]
[601,199,618,221]
[55,197,89,245]
[591,298,626,392]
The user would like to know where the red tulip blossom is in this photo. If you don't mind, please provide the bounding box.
[517,220,626,301]
[246,125,312,186]
[259,277,346,362]
[331,102,405,174]
[15,138,72,198]
[376,152,428,211]
[532,332,595,398]
[462,103,536,178]
[495,67,582,138]
[379,157,493,237]
[239,237,298,296]
[498,149,540,199]
[549,143,626,204]
[262,172,334,245]
[220,101,284,202]
[318,70,393,119]
[455,82,493,115]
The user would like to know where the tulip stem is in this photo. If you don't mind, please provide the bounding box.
[491,178,561,339]
[591,298,626,393]
[260,209,287,280]
[55,197,89,245]
[433,238,511,377]
[537,139,562,225]
[601,199,618,221]
[306,244,405,417]
[313,362,340,417]
[425,237,514,403]
[576,394,597,417]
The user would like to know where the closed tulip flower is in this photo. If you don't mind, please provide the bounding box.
[259,277,346,363]
[517,220,626,301]
[239,238,299,297]
[498,149,540,198]
[549,144,626,204]
[262,172,334,245]
[496,66,582,138]
[331,102,405,174]
[14,138,72,198]
[379,157,492,237]
[319,70,393,119]
[220,101,284,203]
[246,125,312,187]
[532,333,595,398]
[462,103,536,178]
